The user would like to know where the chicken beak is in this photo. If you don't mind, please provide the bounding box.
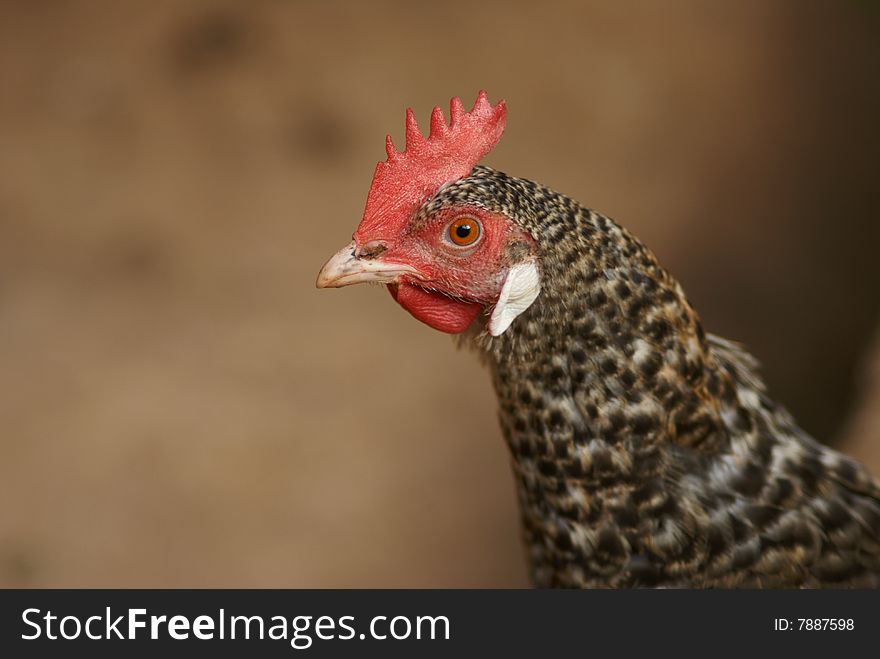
[316,241,418,289]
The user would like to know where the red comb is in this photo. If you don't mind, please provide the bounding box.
[354,91,507,244]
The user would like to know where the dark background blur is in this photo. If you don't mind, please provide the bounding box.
[1,0,878,587]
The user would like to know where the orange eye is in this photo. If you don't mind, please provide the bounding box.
[448,217,481,246]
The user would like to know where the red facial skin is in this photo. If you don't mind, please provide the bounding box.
[361,205,530,334]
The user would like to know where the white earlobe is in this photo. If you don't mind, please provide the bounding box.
[488,260,541,336]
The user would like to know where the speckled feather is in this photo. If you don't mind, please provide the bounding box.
[430,165,880,588]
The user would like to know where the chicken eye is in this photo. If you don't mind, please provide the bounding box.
[448,217,481,247]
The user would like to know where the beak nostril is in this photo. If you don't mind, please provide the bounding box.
[317,240,417,288]
[355,240,387,260]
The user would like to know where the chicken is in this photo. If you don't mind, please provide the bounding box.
[316,92,880,587]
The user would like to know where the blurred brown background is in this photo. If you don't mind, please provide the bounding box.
[1,0,879,587]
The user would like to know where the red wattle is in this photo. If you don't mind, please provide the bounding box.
[388,284,482,334]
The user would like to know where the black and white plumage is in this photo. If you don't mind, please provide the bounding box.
[455,167,880,587]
